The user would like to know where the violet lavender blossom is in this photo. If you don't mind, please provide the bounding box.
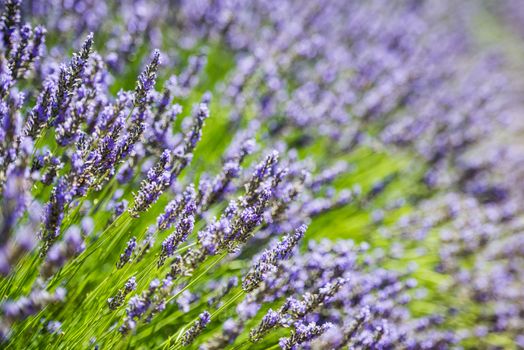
[117,237,137,269]
[129,97,209,217]
[181,311,211,346]
[242,224,306,292]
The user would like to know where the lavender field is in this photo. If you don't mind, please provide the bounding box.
[0,0,523,349]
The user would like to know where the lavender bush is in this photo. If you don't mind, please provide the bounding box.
[0,0,523,349]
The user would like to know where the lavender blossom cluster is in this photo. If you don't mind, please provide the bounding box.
[0,0,523,349]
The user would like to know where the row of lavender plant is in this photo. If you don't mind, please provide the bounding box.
[0,0,521,349]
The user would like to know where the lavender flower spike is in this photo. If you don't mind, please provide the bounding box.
[50,33,94,127]
[158,201,196,267]
[40,178,70,256]
[129,150,171,217]
[41,226,85,278]
[129,96,209,217]
[182,311,211,346]
[197,137,256,211]
[23,80,53,139]
[279,322,333,350]
[242,224,307,292]
[27,26,46,67]
[117,237,137,269]
[282,277,347,318]
[157,185,196,231]
[0,0,21,57]
[120,279,161,335]
[108,276,137,310]
[246,150,279,197]
[249,309,281,342]
[9,24,32,80]
[182,101,210,156]
[134,49,160,109]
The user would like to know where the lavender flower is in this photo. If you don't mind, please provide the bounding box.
[128,95,209,217]
[108,276,137,310]
[129,150,171,217]
[46,321,62,335]
[178,54,207,93]
[134,49,160,109]
[117,237,137,269]
[279,322,333,350]
[41,178,70,255]
[207,276,238,307]
[0,0,21,57]
[42,226,85,278]
[158,202,196,266]
[157,185,196,231]
[1,287,66,325]
[50,33,94,127]
[0,165,28,244]
[181,311,211,346]
[242,225,306,292]
[8,24,31,79]
[196,137,256,211]
[23,81,53,139]
[249,309,281,342]
[182,101,210,155]
[282,277,347,318]
[120,279,161,334]
[115,50,160,163]
[28,26,46,66]
[0,51,13,99]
